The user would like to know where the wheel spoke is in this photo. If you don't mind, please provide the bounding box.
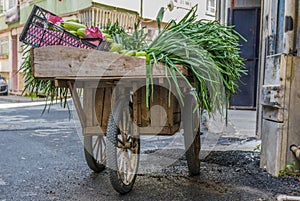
[92,136,99,151]
[99,137,103,162]
[117,148,122,159]
[101,136,106,163]
[123,113,128,142]
[117,138,125,148]
[102,143,106,161]
[123,110,126,132]
[95,137,100,161]
[99,137,103,161]
[129,142,134,152]
[122,152,127,181]
[127,151,135,172]
[118,151,124,173]
[125,111,130,134]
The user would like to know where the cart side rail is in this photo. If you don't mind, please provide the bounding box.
[32,46,188,79]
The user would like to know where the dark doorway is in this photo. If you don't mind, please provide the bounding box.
[229,7,261,109]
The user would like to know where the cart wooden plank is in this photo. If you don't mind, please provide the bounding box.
[83,88,94,127]
[32,46,170,79]
[95,88,105,127]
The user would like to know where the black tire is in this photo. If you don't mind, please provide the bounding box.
[106,99,140,194]
[183,93,201,176]
[84,135,106,172]
[3,91,8,96]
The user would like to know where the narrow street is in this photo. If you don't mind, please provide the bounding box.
[0,99,299,201]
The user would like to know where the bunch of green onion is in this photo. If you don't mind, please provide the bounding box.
[145,5,246,115]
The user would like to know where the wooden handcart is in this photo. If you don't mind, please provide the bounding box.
[31,46,201,194]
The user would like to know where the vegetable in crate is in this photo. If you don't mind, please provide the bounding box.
[85,26,106,46]
[105,21,148,57]
[46,14,106,43]
[109,43,123,53]
[85,26,106,40]
[76,28,86,38]
[63,21,87,32]
[46,13,63,25]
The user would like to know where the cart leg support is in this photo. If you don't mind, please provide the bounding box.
[67,81,86,128]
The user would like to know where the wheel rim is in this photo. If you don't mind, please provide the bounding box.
[91,135,106,165]
[116,106,139,185]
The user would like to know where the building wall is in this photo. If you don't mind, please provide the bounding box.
[92,0,140,15]
[93,0,216,21]
[19,0,92,24]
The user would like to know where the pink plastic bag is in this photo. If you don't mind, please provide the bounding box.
[85,26,106,46]
[46,13,63,25]
[85,26,106,40]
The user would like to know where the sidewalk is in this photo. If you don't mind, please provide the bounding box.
[206,109,257,137]
[0,94,46,103]
[203,109,260,152]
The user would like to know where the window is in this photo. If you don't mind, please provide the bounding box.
[0,37,9,59]
[206,0,216,16]
[0,0,16,13]
[173,0,192,9]
[7,0,16,9]
[0,0,5,14]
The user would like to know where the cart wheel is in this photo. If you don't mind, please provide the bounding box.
[107,100,140,194]
[183,93,201,176]
[84,135,106,172]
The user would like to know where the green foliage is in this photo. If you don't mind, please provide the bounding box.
[156,7,165,33]
[103,19,125,36]
[110,21,148,51]
[253,144,261,152]
[18,45,70,113]
[24,92,39,98]
[146,5,245,115]
[279,161,300,178]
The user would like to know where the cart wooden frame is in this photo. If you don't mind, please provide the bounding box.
[32,46,201,194]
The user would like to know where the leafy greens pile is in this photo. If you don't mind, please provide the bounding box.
[145,5,245,114]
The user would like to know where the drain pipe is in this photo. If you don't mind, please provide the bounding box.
[277,194,300,201]
[290,144,300,160]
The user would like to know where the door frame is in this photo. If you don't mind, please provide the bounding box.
[228,7,261,109]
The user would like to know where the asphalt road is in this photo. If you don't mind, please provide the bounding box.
[0,100,298,201]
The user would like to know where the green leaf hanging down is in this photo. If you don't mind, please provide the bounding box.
[156,7,165,33]
[18,45,70,114]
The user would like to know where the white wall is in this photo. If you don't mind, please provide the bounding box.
[93,0,216,22]
[93,0,141,13]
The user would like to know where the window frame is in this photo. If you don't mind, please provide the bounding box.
[0,36,9,59]
[206,0,216,16]
[0,0,6,14]
[7,0,16,9]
